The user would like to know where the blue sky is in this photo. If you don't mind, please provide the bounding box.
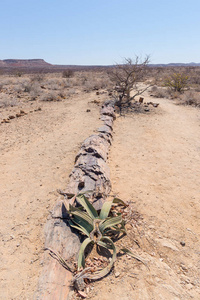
[0,0,200,65]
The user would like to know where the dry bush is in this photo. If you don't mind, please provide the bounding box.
[108,56,151,107]
[12,84,24,93]
[185,67,200,87]
[30,74,45,83]
[29,83,42,100]
[65,88,76,97]
[39,91,60,102]
[164,72,189,93]
[80,71,112,92]
[22,80,33,92]
[62,69,74,78]
[44,78,62,90]
[178,90,200,107]
[150,86,169,98]
[150,85,183,100]
[1,77,13,86]
[0,94,18,107]
[61,79,73,88]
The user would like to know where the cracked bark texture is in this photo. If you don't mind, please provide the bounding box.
[35,100,116,299]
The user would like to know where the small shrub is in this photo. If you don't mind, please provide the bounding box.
[13,84,23,93]
[150,86,169,98]
[22,81,32,92]
[39,92,59,101]
[14,70,23,77]
[0,94,18,107]
[30,74,45,83]
[62,69,74,78]
[179,90,200,107]
[164,72,189,93]
[62,79,72,88]
[46,193,147,289]
[65,88,76,97]
[29,84,41,100]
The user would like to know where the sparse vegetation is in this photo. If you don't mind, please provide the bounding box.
[0,94,18,108]
[62,69,74,78]
[47,193,146,289]
[108,56,151,107]
[164,72,189,93]
[0,65,199,112]
[39,92,60,102]
[178,90,200,107]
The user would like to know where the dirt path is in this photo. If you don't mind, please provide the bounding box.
[0,93,103,300]
[88,96,200,299]
[0,92,200,299]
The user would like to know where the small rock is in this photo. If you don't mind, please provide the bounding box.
[180,241,185,247]
[159,238,179,251]
[153,103,159,108]
[86,109,91,112]
[9,115,15,119]
[2,119,10,123]
[186,283,193,290]
[115,272,120,278]
[139,97,144,103]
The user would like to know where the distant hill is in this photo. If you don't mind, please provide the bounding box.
[0,59,106,73]
[0,59,52,68]
[149,62,200,67]
[0,59,200,74]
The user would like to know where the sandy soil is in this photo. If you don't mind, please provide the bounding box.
[0,90,200,299]
[0,92,103,299]
[87,93,200,300]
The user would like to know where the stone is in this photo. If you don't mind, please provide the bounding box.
[35,100,116,299]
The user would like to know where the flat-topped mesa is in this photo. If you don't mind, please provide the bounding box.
[0,59,52,68]
[35,100,116,300]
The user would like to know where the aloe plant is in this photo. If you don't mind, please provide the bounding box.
[67,194,127,278]
[47,193,148,286]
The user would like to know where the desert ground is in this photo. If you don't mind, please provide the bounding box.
[0,70,200,299]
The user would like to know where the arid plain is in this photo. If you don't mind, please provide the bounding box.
[0,67,200,299]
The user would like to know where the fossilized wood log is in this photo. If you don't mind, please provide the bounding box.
[35,100,115,300]
[75,135,110,162]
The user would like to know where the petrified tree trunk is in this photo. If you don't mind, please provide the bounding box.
[35,100,116,299]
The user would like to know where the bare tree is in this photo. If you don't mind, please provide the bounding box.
[108,55,151,107]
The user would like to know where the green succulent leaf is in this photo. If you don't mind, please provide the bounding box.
[68,220,91,237]
[99,215,122,233]
[87,236,116,280]
[69,205,94,225]
[72,216,93,234]
[78,237,93,270]
[99,202,113,219]
[76,194,98,219]
[113,197,128,207]
[99,198,127,220]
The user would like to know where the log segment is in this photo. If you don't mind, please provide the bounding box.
[35,100,116,299]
